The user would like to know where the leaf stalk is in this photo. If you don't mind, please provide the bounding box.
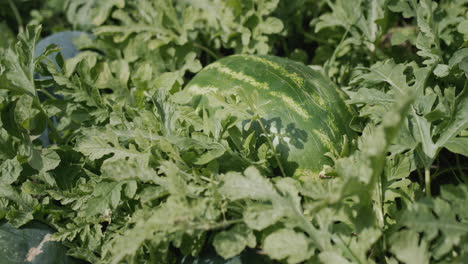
[425,167,431,197]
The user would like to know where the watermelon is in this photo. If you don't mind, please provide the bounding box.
[184,55,355,178]
[0,220,80,264]
[181,249,273,264]
[34,31,92,65]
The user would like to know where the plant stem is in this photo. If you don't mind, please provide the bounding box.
[7,0,23,33]
[456,155,467,182]
[38,89,57,100]
[425,167,431,197]
[416,169,424,186]
[302,32,332,45]
[193,42,220,60]
[199,219,244,231]
[256,117,287,178]
[431,166,468,181]
[323,10,364,74]
[377,175,385,228]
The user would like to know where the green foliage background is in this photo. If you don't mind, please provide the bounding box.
[0,0,468,263]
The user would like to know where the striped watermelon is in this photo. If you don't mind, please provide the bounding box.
[0,221,78,264]
[184,55,356,178]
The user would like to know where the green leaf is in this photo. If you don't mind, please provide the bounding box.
[318,252,351,264]
[388,0,415,18]
[193,144,226,165]
[80,180,124,217]
[457,19,468,35]
[433,64,450,77]
[389,230,430,264]
[348,88,395,105]
[220,167,328,250]
[400,197,468,255]
[351,60,410,95]
[414,0,442,67]
[0,184,36,227]
[179,231,206,257]
[243,204,284,230]
[263,229,311,264]
[28,149,61,172]
[14,95,41,130]
[461,57,468,76]
[66,0,125,27]
[108,196,219,264]
[101,157,160,183]
[448,48,468,69]
[436,86,468,149]
[0,158,22,185]
[213,224,256,259]
[0,25,41,96]
[440,185,468,221]
[258,17,284,34]
[76,128,147,162]
[444,137,468,156]
[219,167,277,201]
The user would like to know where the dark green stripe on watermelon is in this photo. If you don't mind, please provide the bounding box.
[185,55,355,178]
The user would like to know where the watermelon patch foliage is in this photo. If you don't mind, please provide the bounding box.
[0,0,468,263]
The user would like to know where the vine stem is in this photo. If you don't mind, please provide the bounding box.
[192,42,220,60]
[425,167,431,197]
[302,32,332,45]
[256,116,287,178]
[38,89,57,100]
[431,166,468,180]
[456,155,467,182]
[7,0,23,33]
